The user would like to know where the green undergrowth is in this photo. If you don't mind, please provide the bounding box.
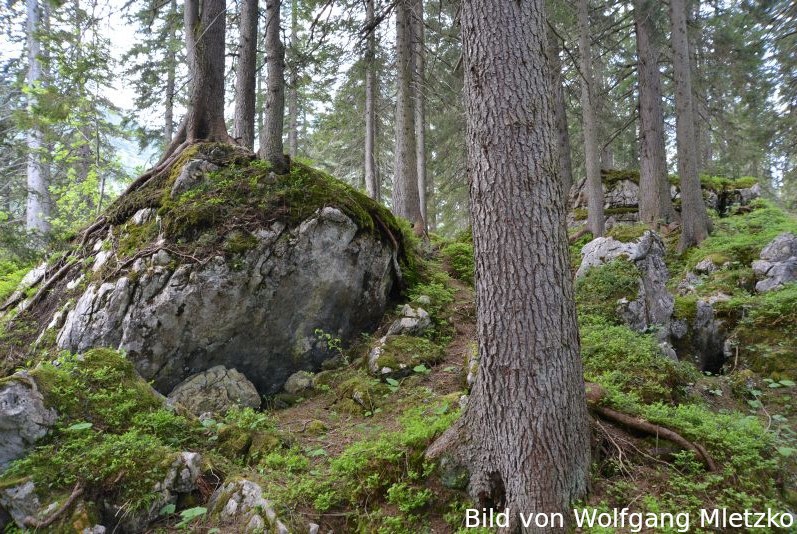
[575,259,640,321]
[0,259,34,303]
[0,349,203,517]
[679,200,797,273]
[580,315,699,405]
[258,399,461,532]
[731,283,797,379]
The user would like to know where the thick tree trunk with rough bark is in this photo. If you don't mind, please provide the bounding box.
[412,0,427,228]
[287,0,299,158]
[184,0,229,142]
[164,0,177,145]
[234,0,258,149]
[634,0,676,226]
[547,29,573,195]
[428,1,590,530]
[670,0,711,251]
[259,0,289,172]
[364,0,379,200]
[393,0,423,229]
[578,0,605,237]
[26,0,50,236]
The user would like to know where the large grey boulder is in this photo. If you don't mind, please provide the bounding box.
[56,207,396,395]
[578,232,674,338]
[752,233,797,292]
[167,366,261,416]
[0,373,57,470]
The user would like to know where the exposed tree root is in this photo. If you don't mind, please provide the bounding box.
[26,260,79,311]
[586,382,717,471]
[23,482,83,529]
[568,226,590,243]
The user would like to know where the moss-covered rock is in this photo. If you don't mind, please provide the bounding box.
[367,335,444,378]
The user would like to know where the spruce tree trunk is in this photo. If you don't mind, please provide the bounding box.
[413,0,427,228]
[393,0,423,228]
[287,0,299,158]
[670,0,710,251]
[25,0,50,236]
[634,0,676,226]
[547,30,574,196]
[429,1,591,529]
[164,0,177,145]
[234,0,258,149]
[184,0,229,142]
[578,0,605,236]
[364,0,380,200]
[258,0,289,172]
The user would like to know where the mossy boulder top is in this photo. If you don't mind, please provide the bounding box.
[568,168,761,225]
[7,144,407,396]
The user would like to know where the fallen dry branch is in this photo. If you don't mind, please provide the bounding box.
[23,482,83,529]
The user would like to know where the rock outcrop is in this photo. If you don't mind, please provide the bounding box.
[0,373,57,469]
[752,233,797,293]
[208,478,289,533]
[578,231,674,339]
[568,169,760,227]
[54,207,395,396]
[167,366,261,416]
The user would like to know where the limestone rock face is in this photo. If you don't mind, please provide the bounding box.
[167,366,261,415]
[0,374,57,469]
[578,232,674,338]
[56,207,396,395]
[752,233,797,292]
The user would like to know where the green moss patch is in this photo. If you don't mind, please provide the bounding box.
[439,241,474,285]
[0,349,204,518]
[580,315,698,405]
[101,143,416,284]
[606,223,649,243]
[375,335,445,372]
[575,259,640,321]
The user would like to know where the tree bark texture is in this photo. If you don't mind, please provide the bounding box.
[634,0,676,226]
[26,0,50,236]
[392,0,423,228]
[670,0,711,251]
[446,0,591,529]
[184,0,229,142]
[287,0,299,158]
[578,0,605,237]
[364,0,380,200]
[546,29,573,196]
[412,0,427,228]
[234,0,258,149]
[258,0,288,172]
[164,0,177,145]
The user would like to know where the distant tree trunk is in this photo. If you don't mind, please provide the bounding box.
[428,0,590,527]
[26,0,50,236]
[413,0,427,229]
[164,0,177,145]
[634,0,676,226]
[287,0,299,158]
[578,0,605,236]
[234,0,258,149]
[393,0,423,229]
[364,0,380,200]
[670,0,711,251]
[184,0,229,142]
[547,29,574,195]
[258,0,288,172]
